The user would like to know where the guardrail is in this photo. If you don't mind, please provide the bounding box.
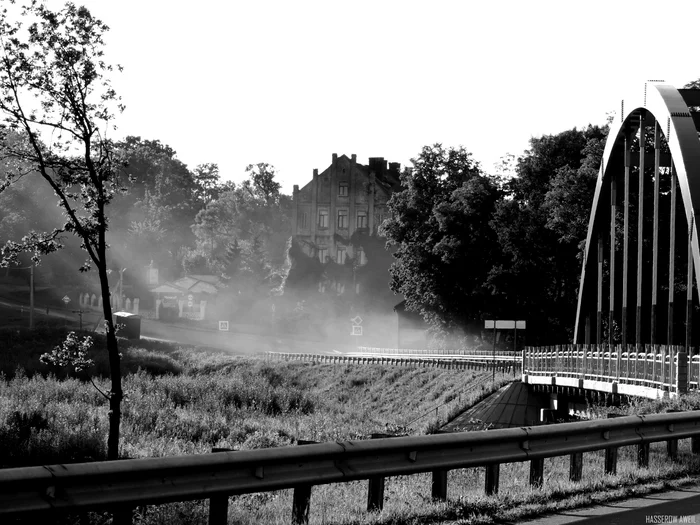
[1,412,699,524]
[357,346,517,357]
[266,352,520,373]
[523,344,699,399]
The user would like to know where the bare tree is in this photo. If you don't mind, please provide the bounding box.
[0,1,127,460]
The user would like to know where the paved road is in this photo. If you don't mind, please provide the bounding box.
[139,317,338,356]
[0,298,339,356]
[519,481,700,525]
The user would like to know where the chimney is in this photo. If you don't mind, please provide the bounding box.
[332,153,338,165]
[293,184,299,194]
[351,154,357,163]
[368,157,386,178]
[313,169,318,178]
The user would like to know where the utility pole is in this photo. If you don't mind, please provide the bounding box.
[29,262,34,331]
[492,324,496,382]
[72,309,83,331]
[119,267,126,311]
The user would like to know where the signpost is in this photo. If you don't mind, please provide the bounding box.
[72,309,83,331]
[62,295,71,329]
[351,316,363,336]
[484,320,527,380]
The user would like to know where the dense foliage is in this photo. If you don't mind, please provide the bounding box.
[383,127,608,344]
[382,145,500,336]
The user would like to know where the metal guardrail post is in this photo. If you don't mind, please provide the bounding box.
[485,463,500,495]
[693,435,700,454]
[529,457,544,488]
[637,442,650,468]
[666,410,680,461]
[431,469,447,501]
[209,447,233,525]
[604,414,621,475]
[604,445,618,475]
[292,440,317,525]
[367,434,390,511]
[569,452,583,482]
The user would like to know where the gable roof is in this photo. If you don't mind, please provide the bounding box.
[151,275,223,295]
[150,283,188,294]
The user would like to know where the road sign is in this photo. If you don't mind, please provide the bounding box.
[351,325,363,336]
[351,315,363,326]
[188,300,193,308]
[188,294,194,302]
[62,295,71,304]
[484,320,526,330]
[219,321,229,331]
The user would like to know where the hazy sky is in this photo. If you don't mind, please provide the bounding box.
[54,0,700,193]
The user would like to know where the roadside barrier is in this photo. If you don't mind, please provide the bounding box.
[265,352,520,374]
[0,412,698,524]
[357,346,518,357]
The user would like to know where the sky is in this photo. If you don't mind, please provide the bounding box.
[46,0,700,194]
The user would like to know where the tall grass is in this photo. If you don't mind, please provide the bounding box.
[7,331,700,524]
[0,335,503,467]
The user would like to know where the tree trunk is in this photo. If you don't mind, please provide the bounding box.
[98,262,122,461]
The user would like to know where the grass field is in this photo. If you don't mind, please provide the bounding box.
[2,327,700,524]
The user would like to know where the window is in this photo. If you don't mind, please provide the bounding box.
[339,183,349,197]
[318,248,329,263]
[357,248,367,266]
[337,247,347,264]
[298,211,308,229]
[337,209,348,229]
[318,210,329,229]
[356,212,367,229]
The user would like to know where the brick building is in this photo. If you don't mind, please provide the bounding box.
[292,153,401,269]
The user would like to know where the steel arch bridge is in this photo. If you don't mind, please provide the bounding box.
[574,82,700,347]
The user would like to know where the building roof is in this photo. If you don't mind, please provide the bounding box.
[150,283,188,294]
[297,154,402,196]
[188,274,224,286]
[151,275,222,295]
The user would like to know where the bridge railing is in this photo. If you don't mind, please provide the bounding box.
[2,412,700,524]
[523,345,700,396]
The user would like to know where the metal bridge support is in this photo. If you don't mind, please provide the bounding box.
[609,171,617,346]
[668,169,677,345]
[574,83,700,348]
[636,116,646,344]
[651,122,661,344]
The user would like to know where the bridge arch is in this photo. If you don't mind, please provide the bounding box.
[574,83,700,345]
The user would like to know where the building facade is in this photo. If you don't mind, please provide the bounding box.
[292,154,401,269]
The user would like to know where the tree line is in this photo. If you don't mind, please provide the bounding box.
[383,127,608,346]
